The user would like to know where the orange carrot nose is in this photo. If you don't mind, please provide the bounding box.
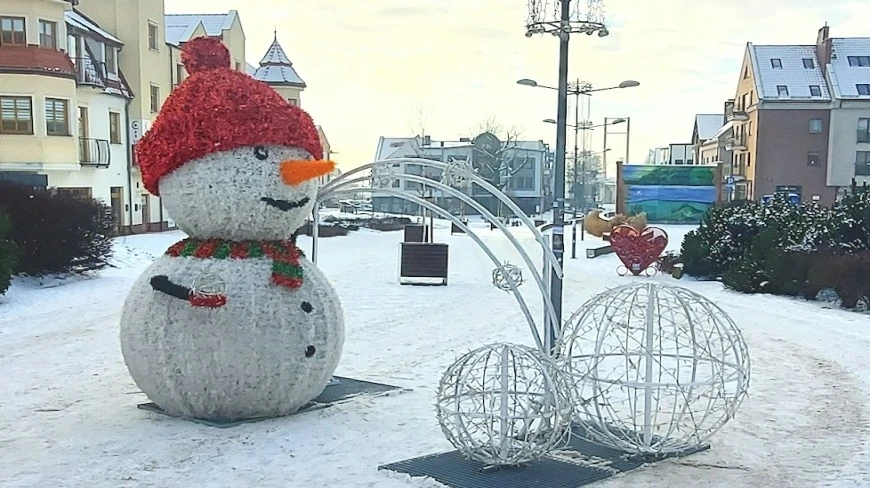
[280,160,335,186]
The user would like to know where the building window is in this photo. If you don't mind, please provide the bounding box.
[776,85,789,97]
[809,119,823,133]
[0,17,25,46]
[38,20,57,49]
[109,111,121,144]
[857,84,870,96]
[847,56,870,67]
[809,85,822,97]
[742,66,749,79]
[807,152,820,167]
[857,151,870,176]
[802,58,815,69]
[235,61,242,71]
[770,58,782,69]
[0,96,33,134]
[105,46,116,74]
[674,159,684,165]
[287,98,298,106]
[148,22,158,51]
[45,98,69,136]
[858,118,870,143]
[150,85,160,113]
[175,63,184,86]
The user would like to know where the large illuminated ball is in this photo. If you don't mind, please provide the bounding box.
[435,343,573,466]
[557,283,750,454]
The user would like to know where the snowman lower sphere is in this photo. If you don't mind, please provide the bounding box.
[120,248,344,421]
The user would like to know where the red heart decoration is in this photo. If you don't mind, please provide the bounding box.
[609,225,669,276]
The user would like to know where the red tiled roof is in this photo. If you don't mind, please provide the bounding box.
[0,45,75,77]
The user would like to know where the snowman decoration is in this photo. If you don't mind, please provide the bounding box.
[120,36,344,421]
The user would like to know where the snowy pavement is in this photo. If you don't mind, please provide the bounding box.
[1,219,869,487]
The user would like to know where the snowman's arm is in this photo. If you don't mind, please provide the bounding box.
[150,275,228,308]
[150,275,192,301]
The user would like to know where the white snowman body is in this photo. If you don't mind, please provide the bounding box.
[119,145,345,420]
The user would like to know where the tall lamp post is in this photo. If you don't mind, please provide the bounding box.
[603,116,632,179]
[522,0,611,352]
[543,118,624,216]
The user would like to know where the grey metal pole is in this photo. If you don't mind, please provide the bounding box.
[548,0,571,353]
[625,117,631,165]
[603,119,609,180]
[572,84,580,221]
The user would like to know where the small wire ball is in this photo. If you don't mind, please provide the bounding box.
[492,263,524,291]
[191,272,226,297]
[557,283,750,455]
[435,343,574,467]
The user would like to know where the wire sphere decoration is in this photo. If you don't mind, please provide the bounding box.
[556,283,750,455]
[440,158,475,190]
[525,0,609,38]
[435,343,574,467]
[617,265,658,277]
[492,262,524,292]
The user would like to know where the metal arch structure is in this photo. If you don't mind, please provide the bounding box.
[313,157,565,354]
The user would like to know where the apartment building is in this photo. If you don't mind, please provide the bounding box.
[816,26,870,192]
[726,25,870,204]
[644,147,670,165]
[0,0,132,233]
[371,135,553,215]
[691,113,725,164]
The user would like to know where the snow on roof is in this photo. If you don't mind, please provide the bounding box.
[65,10,122,45]
[374,137,417,160]
[164,11,237,45]
[245,62,257,76]
[252,37,305,87]
[694,114,724,140]
[826,37,870,99]
[750,44,831,101]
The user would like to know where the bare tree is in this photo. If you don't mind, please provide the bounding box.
[406,102,430,138]
[466,116,530,192]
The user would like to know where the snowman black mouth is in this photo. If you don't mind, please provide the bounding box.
[261,196,310,211]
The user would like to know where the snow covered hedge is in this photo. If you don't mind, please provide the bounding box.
[681,181,870,308]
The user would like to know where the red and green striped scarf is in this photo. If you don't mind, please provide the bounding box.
[165,238,304,289]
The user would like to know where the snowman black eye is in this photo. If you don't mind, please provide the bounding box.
[254,146,269,160]
[305,345,316,358]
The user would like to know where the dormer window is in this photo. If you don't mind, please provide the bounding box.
[802,58,814,69]
[39,20,57,49]
[777,85,789,97]
[847,56,870,67]
[809,85,822,97]
[105,46,116,74]
[770,58,783,69]
[857,84,870,96]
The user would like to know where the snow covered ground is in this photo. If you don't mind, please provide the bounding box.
[1,217,869,488]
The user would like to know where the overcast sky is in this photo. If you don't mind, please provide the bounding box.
[166,0,869,173]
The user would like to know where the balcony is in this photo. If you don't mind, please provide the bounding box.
[857,161,870,177]
[725,135,748,151]
[79,138,110,168]
[728,109,749,122]
[858,130,870,144]
[71,57,107,87]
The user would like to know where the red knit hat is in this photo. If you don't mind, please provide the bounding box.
[136,36,323,195]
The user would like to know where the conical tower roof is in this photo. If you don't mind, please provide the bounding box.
[252,32,306,88]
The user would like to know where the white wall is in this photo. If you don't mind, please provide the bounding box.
[45,91,133,225]
[826,102,870,187]
[668,144,694,165]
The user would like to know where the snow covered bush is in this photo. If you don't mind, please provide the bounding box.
[0,207,17,296]
[822,180,870,251]
[0,181,114,276]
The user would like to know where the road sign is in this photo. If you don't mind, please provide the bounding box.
[726,176,735,186]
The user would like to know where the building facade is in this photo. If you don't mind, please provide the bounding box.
[371,136,552,215]
[0,0,133,233]
[726,26,870,204]
[667,143,694,165]
[691,113,724,164]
